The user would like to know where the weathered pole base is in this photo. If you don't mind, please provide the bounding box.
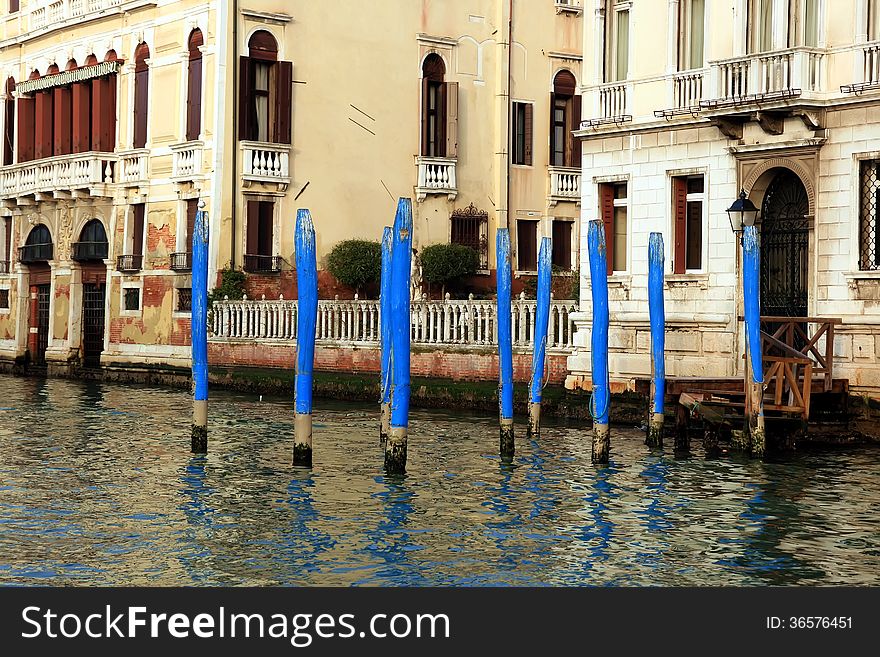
[526,402,541,439]
[646,412,664,448]
[384,426,408,474]
[749,424,766,459]
[674,405,690,452]
[500,418,515,458]
[731,429,749,452]
[592,423,610,464]
[703,425,720,456]
[191,399,207,453]
[293,413,313,466]
[379,401,390,443]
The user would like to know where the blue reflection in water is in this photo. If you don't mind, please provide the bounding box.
[281,472,335,580]
[178,455,217,583]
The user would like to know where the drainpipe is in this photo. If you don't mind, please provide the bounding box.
[506,0,513,233]
[230,0,239,270]
[209,0,230,287]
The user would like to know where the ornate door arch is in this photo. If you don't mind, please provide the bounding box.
[760,169,809,318]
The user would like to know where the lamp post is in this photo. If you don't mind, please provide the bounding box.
[726,188,759,237]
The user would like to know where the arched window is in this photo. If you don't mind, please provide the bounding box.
[239,30,291,144]
[420,55,457,158]
[186,29,204,141]
[133,42,150,149]
[73,219,108,261]
[20,224,53,263]
[4,77,15,166]
[550,70,580,168]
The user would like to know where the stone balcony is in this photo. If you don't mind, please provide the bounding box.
[0,151,117,205]
[416,156,457,202]
[548,166,581,206]
[170,140,204,183]
[240,141,290,191]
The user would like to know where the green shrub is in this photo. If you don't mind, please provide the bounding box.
[208,268,246,306]
[421,243,479,296]
[326,240,382,296]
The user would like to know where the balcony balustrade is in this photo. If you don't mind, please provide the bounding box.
[416,156,458,201]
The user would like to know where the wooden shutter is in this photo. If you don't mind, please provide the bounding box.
[4,217,11,262]
[16,96,34,163]
[437,81,447,157]
[3,80,14,166]
[445,81,458,158]
[133,68,148,149]
[569,94,582,168]
[246,200,259,255]
[10,0,19,13]
[34,91,53,159]
[549,92,557,164]
[258,202,274,256]
[672,177,687,274]
[239,57,254,141]
[186,199,198,252]
[91,75,115,152]
[600,183,615,275]
[72,82,91,153]
[53,86,72,156]
[420,77,429,156]
[523,102,533,166]
[186,56,202,141]
[552,220,572,270]
[274,60,292,144]
[132,205,145,257]
[517,220,537,271]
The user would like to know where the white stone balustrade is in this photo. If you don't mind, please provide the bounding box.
[672,70,705,109]
[171,141,204,181]
[711,47,824,101]
[0,152,116,199]
[241,141,290,186]
[864,43,880,84]
[116,149,149,186]
[30,0,123,30]
[416,156,457,201]
[210,294,578,352]
[549,166,581,202]
[598,82,628,118]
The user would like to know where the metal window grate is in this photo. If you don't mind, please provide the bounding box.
[124,287,140,311]
[177,288,192,312]
[0,289,8,309]
[860,159,880,270]
[450,203,489,269]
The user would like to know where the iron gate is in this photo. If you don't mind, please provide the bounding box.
[35,284,50,364]
[760,170,809,318]
[82,283,105,367]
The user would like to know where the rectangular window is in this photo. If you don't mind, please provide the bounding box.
[679,0,705,71]
[131,204,145,257]
[871,0,880,41]
[0,289,8,309]
[451,208,489,270]
[9,0,18,13]
[123,287,140,312]
[1,217,11,271]
[246,200,274,257]
[551,220,573,270]
[672,175,704,273]
[789,0,820,47]
[605,3,630,82]
[254,62,271,143]
[749,0,775,53]
[517,220,538,271]
[185,199,198,253]
[177,287,192,313]
[599,182,627,273]
[859,160,880,271]
[552,98,566,166]
[512,101,533,166]
[615,9,629,81]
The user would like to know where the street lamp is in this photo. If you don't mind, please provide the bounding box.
[726,188,759,235]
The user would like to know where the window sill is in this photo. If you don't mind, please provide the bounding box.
[844,270,880,280]
[665,273,709,290]
[555,3,582,15]
[120,310,142,317]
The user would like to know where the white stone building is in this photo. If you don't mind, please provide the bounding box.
[567,0,880,395]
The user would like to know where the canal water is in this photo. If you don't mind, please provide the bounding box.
[0,374,878,586]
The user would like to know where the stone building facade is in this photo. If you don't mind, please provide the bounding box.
[567,0,880,394]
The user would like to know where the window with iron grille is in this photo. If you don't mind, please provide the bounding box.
[124,287,140,312]
[860,159,880,271]
[0,289,8,309]
[450,204,489,269]
[177,288,192,313]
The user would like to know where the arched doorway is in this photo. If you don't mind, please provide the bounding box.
[760,169,809,318]
[73,219,108,367]
[21,224,53,365]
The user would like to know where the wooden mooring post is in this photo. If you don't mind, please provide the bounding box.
[385,198,413,474]
[190,201,209,453]
[646,232,665,449]
[497,227,515,457]
[293,209,318,467]
[528,237,552,439]
[742,225,766,458]
[379,225,393,443]
[587,219,611,464]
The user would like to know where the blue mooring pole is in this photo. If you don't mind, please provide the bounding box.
[742,225,765,458]
[587,219,611,463]
[379,226,393,443]
[497,228,514,457]
[191,201,209,453]
[385,198,413,474]
[294,209,318,467]
[646,232,666,448]
[528,236,552,439]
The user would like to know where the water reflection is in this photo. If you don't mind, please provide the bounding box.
[0,374,878,586]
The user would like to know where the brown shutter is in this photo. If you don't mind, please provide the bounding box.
[53,86,72,156]
[273,60,292,144]
[91,75,115,152]
[34,91,53,159]
[672,177,687,274]
[133,68,148,149]
[17,96,34,163]
[186,199,198,253]
[445,81,458,158]
[239,57,254,141]
[600,183,615,275]
[549,92,557,164]
[186,56,202,141]
[132,205,145,257]
[437,81,447,157]
[3,79,14,166]
[552,220,572,270]
[10,0,19,13]
[4,217,11,262]
[246,200,259,255]
[569,94,582,168]
[258,201,273,256]
[71,82,91,153]
[420,77,429,156]
[523,102,533,166]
